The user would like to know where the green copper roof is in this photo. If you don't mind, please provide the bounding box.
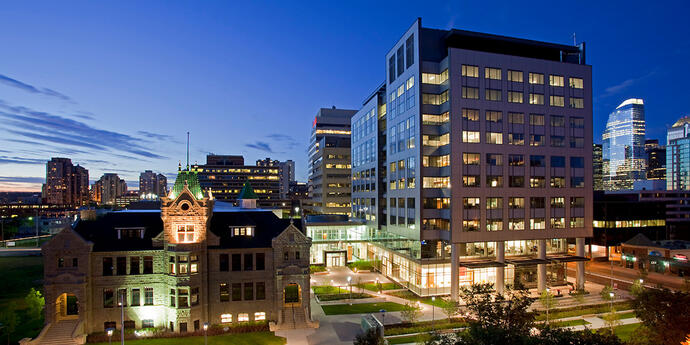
[237,182,258,200]
[170,169,204,200]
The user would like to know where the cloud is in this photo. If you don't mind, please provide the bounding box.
[0,74,74,102]
[0,156,46,165]
[245,141,274,153]
[0,176,45,184]
[600,70,658,98]
[266,133,299,150]
[137,131,184,144]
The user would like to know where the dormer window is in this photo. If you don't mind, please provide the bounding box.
[177,225,195,243]
[231,226,254,237]
[117,228,144,240]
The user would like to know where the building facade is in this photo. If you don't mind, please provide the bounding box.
[667,117,690,190]
[41,172,314,338]
[348,19,592,298]
[139,170,168,199]
[95,173,128,205]
[593,144,603,191]
[42,158,90,206]
[307,107,356,215]
[645,139,666,182]
[602,98,646,191]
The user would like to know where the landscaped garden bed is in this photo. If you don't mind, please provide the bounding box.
[387,290,451,308]
[87,331,285,345]
[385,318,468,336]
[534,301,632,321]
[87,322,270,343]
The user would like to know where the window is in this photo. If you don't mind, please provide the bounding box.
[232,283,242,301]
[72,258,78,267]
[508,133,524,145]
[180,322,187,333]
[486,153,502,166]
[486,197,502,210]
[462,87,479,99]
[423,177,450,188]
[486,132,503,144]
[509,197,524,209]
[422,112,449,124]
[191,287,199,306]
[485,67,501,80]
[550,115,565,127]
[549,75,564,87]
[509,219,525,230]
[396,46,404,76]
[550,197,565,208]
[256,253,265,271]
[423,133,449,147]
[463,197,480,209]
[463,108,480,121]
[551,156,565,167]
[550,177,566,188]
[176,224,195,243]
[422,70,448,84]
[462,65,479,77]
[487,219,503,231]
[550,95,564,107]
[169,256,176,275]
[570,138,584,148]
[551,136,565,147]
[570,97,584,109]
[142,320,154,328]
[255,312,266,321]
[463,175,480,187]
[529,93,544,105]
[244,283,254,300]
[463,131,480,143]
[530,135,544,146]
[130,257,140,275]
[405,34,414,68]
[571,177,585,188]
[508,91,523,103]
[551,218,566,229]
[422,91,448,105]
[462,153,479,165]
[571,217,585,228]
[569,77,583,89]
[486,110,502,123]
[508,70,523,82]
[103,289,114,308]
[530,114,544,126]
[423,198,450,209]
[169,288,176,306]
[143,256,153,274]
[103,257,113,276]
[530,197,545,209]
[485,89,501,101]
[509,112,524,124]
[256,282,266,300]
[232,254,241,271]
[570,157,585,168]
[388,56,396,84]
[423,218,450,230]
[104,321,116,331]
[424,155,450,167]
[244,253,253,271]
[218,283,229,302]
[530,155,545,167]
[531,218,546,230]
[118,289,127,307]
[529,73,544,84]
[571,197,585,208]
[144,288,153,306]
[463,220,480,232]
[221,314,232,323]
[530,177,545,188]
[509,154,524,166]
[58,257,64,268]
[570,117,584,128]
[509,176,524,187]
[238,313,249,322]
[219,254,229,272]
[131,288,140,306]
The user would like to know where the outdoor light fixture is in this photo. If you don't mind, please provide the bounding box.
[203,322,209,345]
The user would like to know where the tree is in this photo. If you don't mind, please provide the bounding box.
[441,300,461,322]
[571,289,586,305]
[400,302,422,324]
[538,290,557,324]
[629,279,645,297]
[601,308,621,331]
[353,327,384,345]
[459,283,535,334]
[0,303,18,345]
[600,284,614,301]
[25,288,45,320]
[631,288,690,345]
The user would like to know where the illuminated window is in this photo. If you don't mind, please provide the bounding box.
[423,177,450,189]
[463,197,480,209]
[508,133,524,145]
[176,225,194,243]
[550,95,565,107]
[462,65,479,77]
[485,67,501,80]
[508,70,523,82]
[463,220,480,232]
[508,91,523,103]
[549,75,564,87]
[570,217,585,228]
[550,197,565,208]
[462,87,479,99]
[238,313,249,322]
[422,70,448,84]
[486,132,503,144]
[530,218,545,230]
[463,131,480,143]
[254,312,266,321]
[190,263,198,273]
[529,73,544,84]
[509,219,525,230]
[485,89,501,101]
[570,97,584,109]
[569,77,583,89]
[487,219,503,231]
[463,175,480,187]
[463,153,480,165]
[463,108,480,121]
[486,197,502,209]
[509,197,524,209]
[422,112,449,125]
[551,217,566,229]
[221,314,232,323]
[529,93,544,105]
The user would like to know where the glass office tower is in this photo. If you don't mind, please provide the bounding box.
[667,117,690,190]
[602,98,646,190]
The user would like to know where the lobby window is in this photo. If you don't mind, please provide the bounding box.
[508,91,523,103]
[221,314,232,323]
[130,257,140,275]
[485,67,501,80]
[244,283,254,300]
[103,257,113,276]
[463,197,480,209]
[509,197,524,209]
[256,253,265,271]
[508,133,524,145]
[462,87,479,99]
[131,289,140,306]
[144,288,153,306]
[486,132,503,144]
[463,153,480,165]
[569,77,584,89]
[463,175,480,187]
[570,97,584,109]
[462,64,479,77]
[143,256,153,274]
[232,254,241,271]
[463,131,480,143]
[549,75,564,87]
[405,34,414,68]
[255,312,266,321]
[103,288,114,308]
[256,282,266,300]
[219,254,229,272]
[508,70,523,82]
[463,108,480,122]
[550,95,565,107]
[220,283,229,302]
[232,283,242,301]
[529,72,544,84]
[176,224,195,243]
[485,89,501,101]
[529,93,544,105]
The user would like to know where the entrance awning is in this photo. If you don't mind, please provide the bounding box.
[547,255,589,263]
[458,260,506,269]
[505,258,550,266]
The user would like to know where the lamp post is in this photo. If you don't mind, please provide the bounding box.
[609,292,614,313]
[347,276,352,303]
[106,328,114,345]
[119,294,124,345]
[431,296,436,322]
[203,322,209,345]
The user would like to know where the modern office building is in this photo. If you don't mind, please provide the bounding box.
[348,19,592,299]
[95,173,128,205]
[593,144,603,191]
[602,98,646,190]
[667,116,690,190]
[280,160,295,199]
[192,155,283,207]
[139,170,168,198]
[307,107,356,215]
[42,158,90,206]
[645,139,666,181]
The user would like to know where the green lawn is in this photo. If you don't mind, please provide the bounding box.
[614,323,642,342]
[551,319,590,327]
[89,331,285,345]
[534,301,631,321]
[0,256,45,344]
[309,265,327,273]
[312,286,349,295]
[387,290,450,308]
[321,302,406,315]
[355,282,403,291]
[385,318,467,336]
[387,334,431,344]
[347,260,378,271]
[598,311,636,320]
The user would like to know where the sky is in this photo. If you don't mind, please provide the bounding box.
[1,0,689,191]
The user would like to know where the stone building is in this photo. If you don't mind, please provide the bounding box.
[40,168,314,342]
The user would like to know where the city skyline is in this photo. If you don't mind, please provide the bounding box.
[1,1,689,191]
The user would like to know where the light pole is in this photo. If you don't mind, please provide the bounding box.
[119,294,124,345]
[347,276,352,303]
[431,296,436,322]
[609,292,614,312]
[203,322,208,345]
[106,328,114,345]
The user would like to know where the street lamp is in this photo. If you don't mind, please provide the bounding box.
[106,328,114,345]
[431,296,436,322]
[347,276,352,302]
[609,291,614,312]
[119,294,124,345]
[203,322,209,345]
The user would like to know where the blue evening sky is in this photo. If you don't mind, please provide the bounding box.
[1,1,688,191]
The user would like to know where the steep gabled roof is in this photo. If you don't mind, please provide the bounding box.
[624,233,658,247]
[237,182,258,200]
[209,210,301,248]
[73,211,163,251]
[170,169,204,200]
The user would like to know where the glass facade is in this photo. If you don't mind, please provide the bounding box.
[667,118,690,190]
[602,98,646,190]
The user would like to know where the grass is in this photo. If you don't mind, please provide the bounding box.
[534,301,632,321]
[598,311,636,320]
[321,302,406,315]
[387,334,430,344]
[355,282,403,291]
[312,286,349,295]
[0,256,45,344]
[613,323,642,342]
[550,319,590,327]
[385,318,468,336]
[309,265,326,273]
[89,331,285,345]
[387,290,451,308]
[347,260,379,271]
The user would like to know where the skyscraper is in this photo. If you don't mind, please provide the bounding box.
[307,107,356,215]
[667,116,690,190]
[645,139,666,181]
[95,173,127,205]
[602,98,646,190]
[278,160,295,199]
[139,170,168,198]
[593,144,604,190]
[42,157,89,205]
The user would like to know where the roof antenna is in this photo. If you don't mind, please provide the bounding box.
[186,131,190,170]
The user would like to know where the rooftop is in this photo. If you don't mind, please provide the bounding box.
[616,98,644,109]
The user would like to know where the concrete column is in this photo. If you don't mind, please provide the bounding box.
[451,243,459,301]
[537,239,547,292]
[576,237,586,290]
[496,241,505,294]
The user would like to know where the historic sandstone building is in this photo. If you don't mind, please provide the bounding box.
[39,169,314,343]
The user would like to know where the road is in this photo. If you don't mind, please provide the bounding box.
[568,261,686,290]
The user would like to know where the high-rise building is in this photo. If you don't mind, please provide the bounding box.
[42,158,89,205]
[307,107,356,215]
[602,98,646,190]
[95,173,127,205]
[349,19,592,298]
[593,144,603,190]
[278,160,295,199]
[667,116,690,190]
[192,155,282,207]
[645,139,666,182]
[139,170,168,198]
